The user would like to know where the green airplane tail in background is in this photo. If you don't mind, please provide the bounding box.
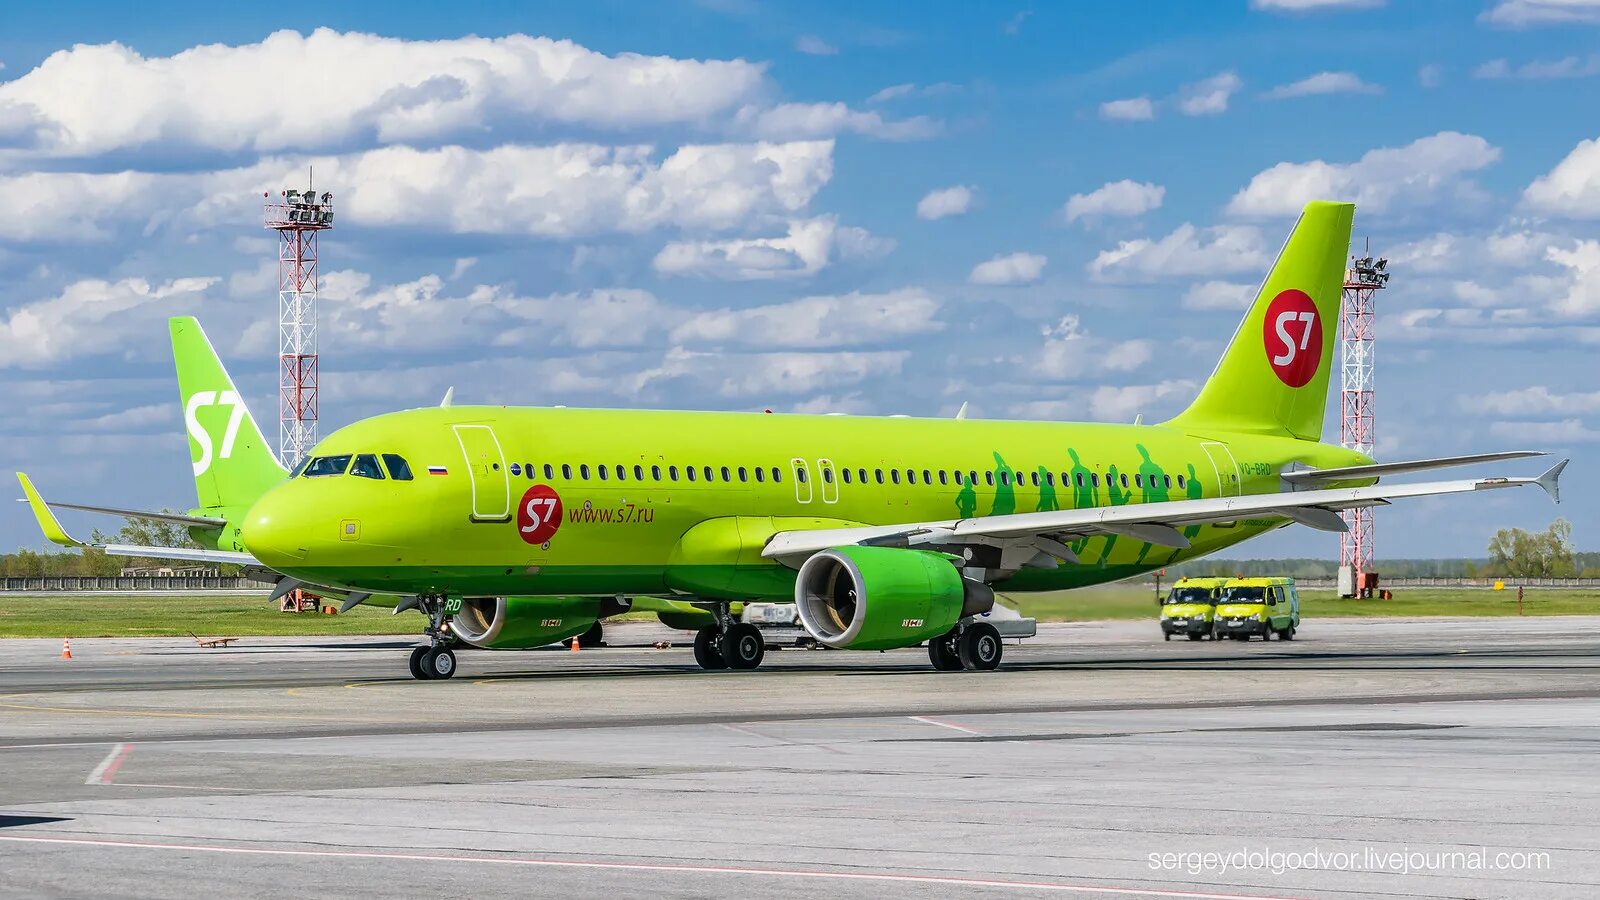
[170,316,286,513]
[1165,200,1354,442]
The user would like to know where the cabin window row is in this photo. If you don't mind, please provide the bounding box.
[509,462,785,485]
[504,460,1186,492]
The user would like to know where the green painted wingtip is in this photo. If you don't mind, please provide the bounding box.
[15,472,83,547]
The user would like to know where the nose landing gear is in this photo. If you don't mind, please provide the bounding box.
[408,594,461,680]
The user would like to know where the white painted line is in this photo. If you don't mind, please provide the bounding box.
[84,743,133,785]
[0,836,1309,900]
[908,715,986,736]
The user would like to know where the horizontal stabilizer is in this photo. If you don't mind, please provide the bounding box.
[1281,450,1545,486]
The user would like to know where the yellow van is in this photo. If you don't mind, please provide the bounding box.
[1214,577,1301,641]
[1159,576,1228,641]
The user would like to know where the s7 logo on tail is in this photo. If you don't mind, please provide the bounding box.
[1262,289,1322,388]
[186,390,247,476]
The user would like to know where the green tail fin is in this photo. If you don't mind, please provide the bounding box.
[1165,200,1354,441]
[170,317,285,511]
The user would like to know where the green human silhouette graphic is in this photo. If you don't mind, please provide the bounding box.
[1167,462,1206,564]
[1034,465,1058,512]
[988,452,1015,517]
[955,472,977,519]
[1067,448,1094,509]
[1134,444,1169,565]
[1097,464,1131,566]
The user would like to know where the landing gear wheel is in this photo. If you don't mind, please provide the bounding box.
[928,630,962,671]
[408,646,432,680]
[719,623,765,670]
[426,646,456,679]
[693,626,728,670]
[577,621,605,649]
[957,623,1003,671]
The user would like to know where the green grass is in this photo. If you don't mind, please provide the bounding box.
[0,593,415,638]
[2,584,1596,638]
[1002,586,1600,622]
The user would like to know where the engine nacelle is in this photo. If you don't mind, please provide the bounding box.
[794,546,993,650]
[450,596,601,649]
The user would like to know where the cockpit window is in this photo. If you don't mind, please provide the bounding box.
[383,454,414,481]
[303,455,352,477]
[350,454,385,480]
[289,456,311,478]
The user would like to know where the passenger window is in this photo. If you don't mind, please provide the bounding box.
[756,467,766,483]
[598,465,608,481]
[858,468,867,483]
[703,466,713,482]
[1177,474,1186,489]
[721,466,731,482]
[1134,474,1142,488]
[923,469,931,484]
[796,466,808,484]
[510,462,521,477]
[651,465,661,481]
[350,454,385,480]
[839,468,849,484]
[985,471,994,486]
[543,464,554,480]
[905,469,915,484]
[1074,473,1084,488]
[304,455,352,477]
[738,466,748,483]
[891,469,900,485]
[562,464,572,479]
[874,469,884,484]
[968,470,978,487]
[772,467,782,483]
[526,462,535,479]
[938,470,948,486]
[1164,474,1171,489]
[1121,473,1129,488]
[635,465,644,481]
[1092,473,1100,487]
[822,467,832,484]
[687,466,697,482]
[382,454,414,481]
[615,465,626,481]
[580,464,591,480]
[669,465,679,481]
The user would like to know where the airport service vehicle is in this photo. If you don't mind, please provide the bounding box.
[1214,577,1302,641]
[1160,576,1228,641]
[18,201,1567,680]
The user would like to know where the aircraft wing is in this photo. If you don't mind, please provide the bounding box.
[1279,450,1545,486]
[761,460,1567,569]
[16,472,261,568]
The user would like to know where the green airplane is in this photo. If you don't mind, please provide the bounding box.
[19,201,1565,680]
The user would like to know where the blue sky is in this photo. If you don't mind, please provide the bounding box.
[1,0,1597,558]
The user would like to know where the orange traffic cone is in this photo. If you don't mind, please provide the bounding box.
[61,637,72,660]
[569,635,581,652]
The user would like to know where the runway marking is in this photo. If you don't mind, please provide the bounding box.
[908,715,987,736]
[0,700,349,724]
[0,835,1310,899]
[84,743,133,785]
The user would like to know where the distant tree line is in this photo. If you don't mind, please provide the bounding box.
[0,515,242,576]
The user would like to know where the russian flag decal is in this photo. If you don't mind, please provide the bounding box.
[427,465,449,476]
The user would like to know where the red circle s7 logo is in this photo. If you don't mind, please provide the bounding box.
[1262,289,1322,388]
[517,484,563,545]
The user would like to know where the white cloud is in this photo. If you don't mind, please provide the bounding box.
[1489,418,1600,443]
[1084,381,1199,421]
[969,252,1047,286]
[1263,71,1382,99]
[1251,0,1384,10]
[1524,135,1600,217]
[1063,180,1164,223]
[1464,386,1600,416]
[1177,72,1242,116]
[669,288,940,348]
[1225,131,1500,217]
[0,29,768,158]
[1026,315,1153,381]
[1418,64,1444,88]
[1089,224,1269,282]
[734,102,939,141]
[1546,240,1600,315]
[1099,97,1155,121]
[916,185,975,220]
[1475,54,1600,79]
[794,35,838,55]
[869,83,915,103]
[866,82,958,104]
[1481,0,1600,27]
[1183,281,1256,311]
[632,347,909,398]
[0,170,158,240]
[0,277,218,367]
[651,216,892,280]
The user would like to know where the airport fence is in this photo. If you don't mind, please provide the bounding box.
[1,575,261,592]
[1290,577,1600,590]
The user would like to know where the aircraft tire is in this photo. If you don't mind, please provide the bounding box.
[928,630,962,671]
[426,647,457,679]
[693,627,728,670]
[719,623,765,670]
[408,646,432,680]
[957,623,1003,671]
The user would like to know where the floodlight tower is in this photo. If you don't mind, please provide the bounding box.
[263,182,334,469]
[1339,248,1388,597]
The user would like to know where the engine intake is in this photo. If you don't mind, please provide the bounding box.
[450,596,601,649]
[794,546,992,650]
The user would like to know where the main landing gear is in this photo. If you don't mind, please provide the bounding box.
[408,594,459,680]
[693,604,765,671]
[929,622,1002,672]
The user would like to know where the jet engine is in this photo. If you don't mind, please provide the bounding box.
[794,546,994,650]
[450,596,604,649]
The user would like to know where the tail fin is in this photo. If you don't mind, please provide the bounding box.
[1165,200,1354,441]
[170,317,285,511]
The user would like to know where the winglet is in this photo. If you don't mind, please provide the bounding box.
[954,401,968,421]
[1536,459,1568,504]
[441,386,454,408]
[15,473,85,547]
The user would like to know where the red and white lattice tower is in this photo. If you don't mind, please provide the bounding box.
[263,183,334,469]
[1339,250,1388,591]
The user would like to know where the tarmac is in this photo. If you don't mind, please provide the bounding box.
[2,616,1598,898]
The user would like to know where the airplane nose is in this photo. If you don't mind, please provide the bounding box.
[242,489,309,566]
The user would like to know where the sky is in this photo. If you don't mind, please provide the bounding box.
[1,0,1597,559]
